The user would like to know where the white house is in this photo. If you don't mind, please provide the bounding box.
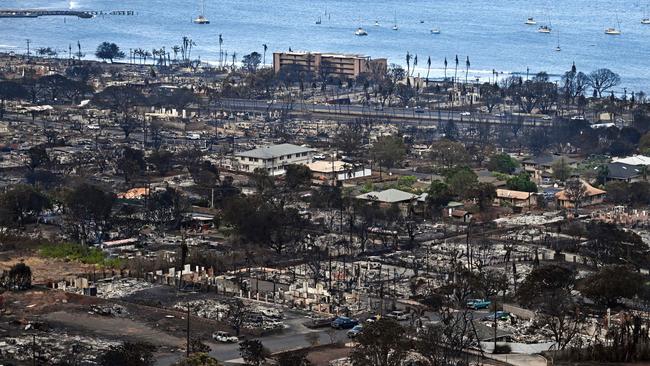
[234,143,315,176]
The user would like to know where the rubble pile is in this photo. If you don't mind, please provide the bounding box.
[0,333,118,365]
[173,299,230,320]
[89,304,128,317]
[94,278,156,299]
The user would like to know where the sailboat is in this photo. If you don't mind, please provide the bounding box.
[642,7,650,24]
[315,16,322,25]
[193,0,209,24]
[392,13,399,30]
[605,17,622,35]
[555,30,561,51]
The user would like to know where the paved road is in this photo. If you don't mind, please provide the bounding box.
[213,98,553,128]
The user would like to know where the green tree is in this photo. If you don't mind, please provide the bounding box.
[430,139,469,171]
[333,122,364,157]
[173,353,221,366]
[552,158,572,182]
[581,265,644,308]
[0,80,28,118]
[487,153,518,174]
[1,262,32,290]
[239,339,269,366]
[506,173,538,192]
[95,42,125,63]
[371,135,406,174]
[147,149,174,176]
[146,187,188,229]
[445,167,478,199]
[517,264,576,307]
[285,164,312,190]
[117,147,146,183]
[0,184,51,228]
[275,350,312,366]
[426,180,453,216]
[582,222,648,268]
[100,342,155,366]
[64,183,115,244]
[242,52,262,73]
[471,182,497,211]
[587,68,620,98]
[605,181,629,204]
[350,318,409,366]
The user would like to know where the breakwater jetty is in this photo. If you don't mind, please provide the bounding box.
[0,9,136,19]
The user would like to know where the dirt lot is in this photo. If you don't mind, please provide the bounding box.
[0,288,230,363]
[0,254,95,284]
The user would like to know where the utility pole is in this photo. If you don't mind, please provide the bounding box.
[186,305,191,357]
[32,334,36,366]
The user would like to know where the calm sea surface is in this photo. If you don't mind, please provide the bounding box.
[1,0,650,92]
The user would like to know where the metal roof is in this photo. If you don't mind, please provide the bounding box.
[235,144,315,159]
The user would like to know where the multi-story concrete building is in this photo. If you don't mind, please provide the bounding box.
[234,143,315,176]
[273,51,387,79]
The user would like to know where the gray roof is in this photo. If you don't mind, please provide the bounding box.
[606,162,641,180]
[357,189,419,203]
[523,154,577,166]
[235,143,315,159]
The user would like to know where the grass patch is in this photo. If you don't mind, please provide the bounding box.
[39,243,122,268]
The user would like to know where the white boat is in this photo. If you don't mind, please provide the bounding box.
[642,18,650,24]
[374,20,379,26]
[392,13,398,30]
[430,28,441,34]
[555,30,561,51]
[538,25,551,33]
[525,17,537,25]
[605,17,622,35]
[193,15,209,24]
[316,16,321,25]
[355,27,368,36]
[193,0,209,24]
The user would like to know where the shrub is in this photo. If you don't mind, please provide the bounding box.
[493,344,511,354]
[39,243,122,268]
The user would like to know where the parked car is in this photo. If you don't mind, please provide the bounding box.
[365,315,381,323]
[212,331,238,343]
[460,111,471,116]
[347,324,364,338]
[481,311,510,321]
[386,310,409,321]
[541,115,552,120]
[466,299,491,310]
[331,316,359,329]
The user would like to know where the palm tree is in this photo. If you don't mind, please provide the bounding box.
[444,57,448,81]
[219,34,223,67]
[172,45,180,61]
[143,50,151,65]
[187,39,196,61]
[406,52,411,77]
[454,55,459,85]
[426,56,431,82]
[231,52,237,69]
[465,56,470,84]
[412,54,418,77]
[262,44,268,66]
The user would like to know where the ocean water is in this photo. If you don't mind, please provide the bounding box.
[1,0,649,92]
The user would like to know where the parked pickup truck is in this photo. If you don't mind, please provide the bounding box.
[212,331,238,343]
[466,299,491,310]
